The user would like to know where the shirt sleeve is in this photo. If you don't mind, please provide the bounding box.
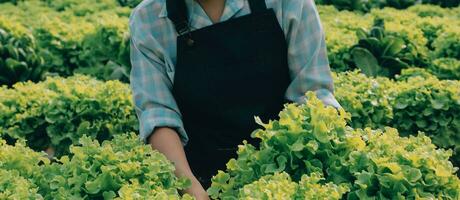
[129,11,189,145]
[283,0,341,109]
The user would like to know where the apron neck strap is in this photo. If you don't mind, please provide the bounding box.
[167,0,190,35]
[248,0,267,13]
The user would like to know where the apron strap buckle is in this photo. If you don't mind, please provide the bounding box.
[176,20,192,36]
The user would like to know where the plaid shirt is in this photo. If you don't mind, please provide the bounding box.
[129,0,341,145]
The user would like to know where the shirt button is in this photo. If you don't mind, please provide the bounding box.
[186,38,195,46]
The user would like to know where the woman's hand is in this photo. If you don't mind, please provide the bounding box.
[148,127,210,199]
[182,177,210,200]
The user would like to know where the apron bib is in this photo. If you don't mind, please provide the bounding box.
[167,0,291,188]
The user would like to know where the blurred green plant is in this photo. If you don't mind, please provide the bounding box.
[0,0,21,5]
[315,0,376,12]
[386,0,418,9]
[422,0,460,7]
[351,18,413,78]
[0,75,138,156]
[429,58,460,80]
[117,0,143,8]
[42,0,120,16]
[315,0,419,12]
[0,1,132,83]
[76,14,131,82]
[432,26,460,59]
[0,18,46,86]
[334,70,460,168]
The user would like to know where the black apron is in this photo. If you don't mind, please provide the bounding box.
[167,0,291,188]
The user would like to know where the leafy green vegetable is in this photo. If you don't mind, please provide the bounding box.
[0,169,44,200]
[432,26,460,60]
[0,134,194,199]
[236,172,348,200]
[208,92,460,199]
[386,0,418,9]
[320,4,458,80]
[0,0,131,83]
[422,0,460,7]
[38,133,192,199]
[316,0,458,11]
[0,16,46,86]
[1,2,458,82]
[0,139,48,199]
[0,75,138,156]
[334,70,460,169]
[351,18,419,78]
[116,0,143,8]
[429,58,460,80]
[315,0,377,12]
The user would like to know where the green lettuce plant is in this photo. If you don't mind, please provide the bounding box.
[408,4,452,17]
[42,0,120,16]
[0,134,194,199]
[394,67,435,81]
[0,75,138,156]
[0,139,48,180]
[422,0,460,7]
[429,58,460,80]
[351,18,414,78]
[391,73,460,166]
[332,71,394,129]
[334,70,460,168]
[386,0,418,9]
[319,5,374,72]
[315,0,375,12]
[315,0,420,12]
[0,0,132,82]
[208,92,460,199]
[0,0,21,5]
[432,26,460,59]
[37,133,193,199]
[236,172,349,200]
[0,169,44,200]
[33,17,94,77]
[0,17,46,86]
[0,139,48,199]
[76,14,131,82]
[117,0,143,8]
[319,5,457,79]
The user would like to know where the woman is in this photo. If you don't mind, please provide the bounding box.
[129,0,340,199]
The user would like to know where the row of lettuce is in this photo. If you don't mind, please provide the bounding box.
[320,5,460,79]
[1,1,459,86]
[0,77,460,200]
[1,0,459,198]
[208,93,459,199]
[0,133,194,199]
[0,68,460,199]
[335,68,460,166]
[0,75,137,156]
[1,69,458,164]
[316,0,460,12]
[0,0,132,86]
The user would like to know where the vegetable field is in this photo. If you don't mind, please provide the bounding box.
[0,0,459,199]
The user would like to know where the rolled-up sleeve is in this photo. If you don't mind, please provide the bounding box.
[284,0,341,109]
[129,11,188,145]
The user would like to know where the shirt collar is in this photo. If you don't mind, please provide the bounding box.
[158,0,245,27]
[158,1,168,18]
[220,0,245,22]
